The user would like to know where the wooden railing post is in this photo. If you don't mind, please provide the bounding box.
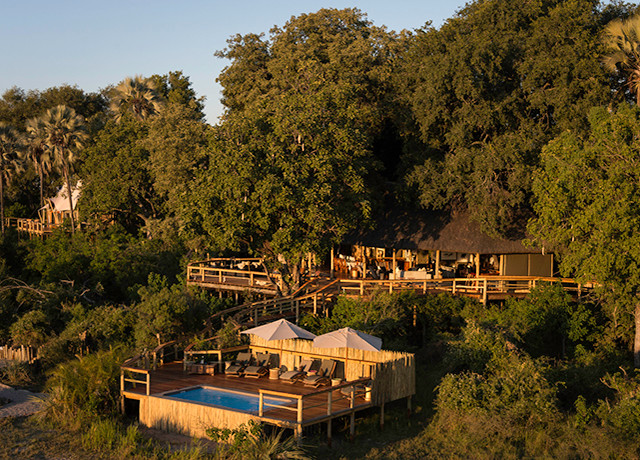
[259,392,264,417]
[146,372,150,396]
[452,279,457,295]
[482,278,488,305]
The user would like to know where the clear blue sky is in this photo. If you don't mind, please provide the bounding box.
[0,0,466,124]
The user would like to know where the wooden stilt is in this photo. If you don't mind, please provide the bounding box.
[407,395,412,417]
[380,403,385,430]
[350,412,355,441]
[327,418,332,447]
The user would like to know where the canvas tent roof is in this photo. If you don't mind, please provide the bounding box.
[348,202,541,255]
[44,181,82,212]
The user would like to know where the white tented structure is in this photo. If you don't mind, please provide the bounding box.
[38,181,82,227]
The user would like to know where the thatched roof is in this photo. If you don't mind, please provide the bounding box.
[349,206,541,255]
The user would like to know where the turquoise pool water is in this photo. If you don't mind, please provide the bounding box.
[166,387,294,413]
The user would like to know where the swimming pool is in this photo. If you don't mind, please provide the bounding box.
[165,386,295,413]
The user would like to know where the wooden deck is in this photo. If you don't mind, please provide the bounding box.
[122,362,373,433]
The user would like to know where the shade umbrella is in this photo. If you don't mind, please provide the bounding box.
[240,319,316,368]
[240,318,316,341]
[313,327,382,379]
[312,327,382,351]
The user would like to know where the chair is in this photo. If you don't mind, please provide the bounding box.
[243,352,271,378]
[280,358,319,383]
[303,359,337,387]
[225,352,252,377]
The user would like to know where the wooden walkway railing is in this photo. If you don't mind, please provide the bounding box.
[4,217,56,236]
[186,263,282,294]
[335,276,589,304]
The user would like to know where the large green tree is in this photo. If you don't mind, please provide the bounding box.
[401,0,627,237]
[530,104,640,366]
[192,8,395,287]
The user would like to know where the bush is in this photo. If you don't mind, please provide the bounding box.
[41,346,126,427]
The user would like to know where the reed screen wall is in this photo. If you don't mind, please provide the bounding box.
[249,336,415,405]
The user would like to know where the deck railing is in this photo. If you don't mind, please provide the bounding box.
[4,217,57,236]
[258,378,372,436]
[186,265,282,292]
[335,276,589,304]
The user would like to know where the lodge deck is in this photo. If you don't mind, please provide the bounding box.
[122,362,373,430]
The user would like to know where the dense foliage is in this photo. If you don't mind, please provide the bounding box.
[4,1,640,457]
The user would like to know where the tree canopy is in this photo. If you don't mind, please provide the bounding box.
[400,0,624,236]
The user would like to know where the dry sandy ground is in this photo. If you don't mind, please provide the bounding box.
[0,383,45,418]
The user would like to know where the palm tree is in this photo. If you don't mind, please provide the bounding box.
[40,105,88,234]
[25,116,53,208]
[0,123,23,234]
[603,15,640,105]
[110,75,164,122]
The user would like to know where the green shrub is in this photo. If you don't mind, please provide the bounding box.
[41,347,126,427]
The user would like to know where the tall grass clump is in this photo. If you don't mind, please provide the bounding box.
[39,346,126,428]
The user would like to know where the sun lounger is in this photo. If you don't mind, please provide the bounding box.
[225,352,252,377]
[243,352,271,378]
[280,358,319,383]
[303,359,337,387]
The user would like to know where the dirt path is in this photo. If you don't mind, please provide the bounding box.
[0,383,45,418]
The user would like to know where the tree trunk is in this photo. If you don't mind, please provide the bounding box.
[38,166,44,209]
[62,161,76,234]
[0,174,4,234]
[635,303,640,368]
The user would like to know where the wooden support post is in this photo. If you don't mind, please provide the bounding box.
[452,279,456,295]
[360,280,364,296]
[380,402,385,430]
[120,372,125,414]
[330,247,335,279]
[435,250,441,278]
[327,391,332,415]
[259,392,264,417]
[392,249,397,279]
[296,398,303,444]
[327,419,332,447]
[407,395,412,417]
[350,412,355,441]
[146,373,150,396]
[296,300,300,323]
[313,294,318,315]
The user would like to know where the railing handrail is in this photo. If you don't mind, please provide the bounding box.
[188,257,263,266]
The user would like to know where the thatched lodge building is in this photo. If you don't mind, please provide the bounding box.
[336,208,553,280]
